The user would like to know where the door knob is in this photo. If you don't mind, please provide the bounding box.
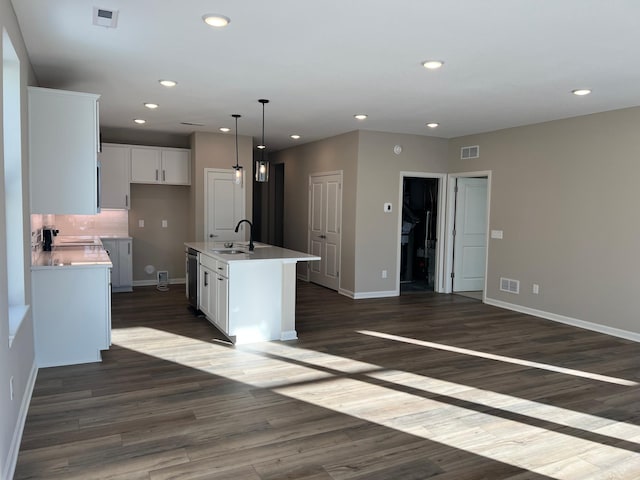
[319,235,327,239]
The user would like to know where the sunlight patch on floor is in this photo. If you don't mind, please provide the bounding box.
[358,330,638,387]
[112,327,640,480]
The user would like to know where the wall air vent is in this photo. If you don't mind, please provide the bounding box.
[461,145,480,159]
[500,277,520,294]
[93,7,119,28]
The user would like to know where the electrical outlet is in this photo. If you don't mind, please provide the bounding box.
[382,270,387,279]
[532,283,540,295]
[138,219,144,228]
[162,220,168,228]
[383,203,392,213]
[10,376,14,401]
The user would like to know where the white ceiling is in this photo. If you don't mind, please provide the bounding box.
[11,0,640,150]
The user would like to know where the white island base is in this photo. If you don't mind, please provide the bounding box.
[185,242,320,345]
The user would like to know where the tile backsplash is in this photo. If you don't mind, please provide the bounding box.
[53,209,129,236]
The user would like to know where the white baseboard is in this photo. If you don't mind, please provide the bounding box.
[132,278,186,287]
[352,290,399,299]
[4,361,37,480]
[280,330,298,341]
[339,287,355,298]
[485,297,640,343]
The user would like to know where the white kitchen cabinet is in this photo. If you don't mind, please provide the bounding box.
[32,265,111,367]
[100,144,131,209]
[102,238,133,292]
[28,87,100,214]
[198,263,215,320]
[198,253,228,331]
[131,146,190,185]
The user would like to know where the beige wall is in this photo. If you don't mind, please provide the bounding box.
[190,132,253,242]
[449,106,640,334]
[271,130,449,295]
[0,0,37,476]
[129,184,189,282]
[355,131,449,294]
[271,131,359,292]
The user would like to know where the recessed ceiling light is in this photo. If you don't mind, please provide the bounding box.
[219,127,230,133]
[572,88,592,96]
[202,14,230,27]
[144,103,159,109]
[159,79,177,88]
[422,60,444,70]
[290,134,301,140]
[354,114,368,120]
[133,119,146,124]
[426,122,439,128]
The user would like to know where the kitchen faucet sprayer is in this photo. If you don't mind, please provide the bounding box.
[234,219,254,251]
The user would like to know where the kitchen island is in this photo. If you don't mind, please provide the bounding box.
[185,241,320,344]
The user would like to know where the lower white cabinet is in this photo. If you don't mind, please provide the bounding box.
[198,253,229,333]
[102,238,133,292]
[32,266,111,367]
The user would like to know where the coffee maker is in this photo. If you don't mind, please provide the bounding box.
[42,227,59,251]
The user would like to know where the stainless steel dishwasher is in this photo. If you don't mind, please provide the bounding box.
[186,247,199,310]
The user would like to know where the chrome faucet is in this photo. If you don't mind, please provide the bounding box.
[234,219,254,251]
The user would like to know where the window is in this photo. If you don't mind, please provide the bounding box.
[3,28,27,346]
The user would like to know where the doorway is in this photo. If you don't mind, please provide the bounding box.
[444,172,491,300]
[398,174,446,295]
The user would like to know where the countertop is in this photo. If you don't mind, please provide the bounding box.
[33,236,113,269]
[185,241,321,263]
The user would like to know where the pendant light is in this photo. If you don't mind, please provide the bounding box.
[231,114,242,185]
[255,99,269,182]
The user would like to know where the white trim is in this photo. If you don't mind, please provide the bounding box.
[280,330,298,341]
[353,290,398,299]
[444,171,492,294]
[485,297,640,343]
[397,172,447,294]
[4,361,37,480]
[338,287,355,298]
[132,277,185,287]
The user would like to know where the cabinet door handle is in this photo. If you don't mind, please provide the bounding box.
[162,170,166,182]
[204,271,209,286]
[125,194,129,207]
[127,242,130,255]
[155,169,159,181]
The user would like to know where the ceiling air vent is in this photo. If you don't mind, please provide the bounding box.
[180,122,205,127]
[500,277,520,294]
[93,7,119,28]
[461,145,480,159]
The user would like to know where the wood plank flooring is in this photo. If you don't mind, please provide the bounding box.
[14,282,640,479]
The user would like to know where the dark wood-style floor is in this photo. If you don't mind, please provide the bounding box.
[15,283,640,479]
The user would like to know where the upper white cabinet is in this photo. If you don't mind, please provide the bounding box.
[131,146,190,185]
[28,87,100,214]
[100,144,130,209]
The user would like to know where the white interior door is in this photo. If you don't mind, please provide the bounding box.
[453,177,488,292]
[308,172,342,291]
[205,169,245,242]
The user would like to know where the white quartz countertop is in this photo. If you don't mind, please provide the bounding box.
[32,244,112,269]
[185,241,321,263]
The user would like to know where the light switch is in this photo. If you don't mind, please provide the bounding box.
[162,220,168,228]
[491,229,503,239]
[138,219,144,228]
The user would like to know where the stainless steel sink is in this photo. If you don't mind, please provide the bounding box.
[211,249,247,255]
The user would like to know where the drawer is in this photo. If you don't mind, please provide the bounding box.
[199,252,217,271]
[215,260,229,278]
